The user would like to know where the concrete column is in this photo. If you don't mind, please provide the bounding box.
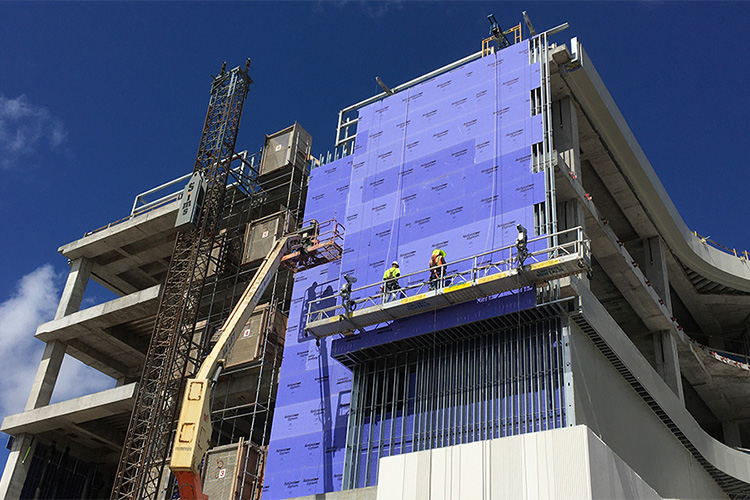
[558,199,590,292]
[0,433,36,500]
[552,97,581,180]
[708,336,727,350]
[653,330,684,402]
[559,199,585,231]
[642,236,683,401]
[643,237,672,313]
[722,419,743,448]
[558,199,587,246]
[55,257,92,320]
[24,340,66,411]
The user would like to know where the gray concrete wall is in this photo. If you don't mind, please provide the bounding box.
[570,320,727,499]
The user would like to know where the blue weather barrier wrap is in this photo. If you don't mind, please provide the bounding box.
[263,41,550,499]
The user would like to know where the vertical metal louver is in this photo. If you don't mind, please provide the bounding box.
[343,318,569,489]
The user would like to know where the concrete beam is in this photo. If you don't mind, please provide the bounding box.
[64,339,134,379]
[555,159,747,417]
[556,158,676,333]
[66,421,124,451]
[664,251,722,336]
[37,284,160,342]
[561,41,750,294]
[2,383,136,437]
[58,201,177,261]
[58,202,178,295]
[35,285,160,378]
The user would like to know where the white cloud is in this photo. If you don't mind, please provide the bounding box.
[0,265,113,420]
[0,93,68,169]
[50,356,114,405]
[0,265,61,416]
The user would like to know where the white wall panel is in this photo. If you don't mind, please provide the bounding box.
[375,453,404,500]
[489,434,525,499]
[375,426,662,500]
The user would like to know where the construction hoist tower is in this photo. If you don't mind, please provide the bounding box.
[111,60,253,500]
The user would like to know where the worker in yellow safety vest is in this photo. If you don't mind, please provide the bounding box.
[382,261,401,302]
[429,249,447,290]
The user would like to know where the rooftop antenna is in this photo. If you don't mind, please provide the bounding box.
[522,11,537,37]
[487,14,511,48]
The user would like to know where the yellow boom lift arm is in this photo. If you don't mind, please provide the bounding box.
[169,233,298,500]
[169,218,344,499]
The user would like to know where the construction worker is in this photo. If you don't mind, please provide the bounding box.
[429,249,447,290]
[382,261,401,302]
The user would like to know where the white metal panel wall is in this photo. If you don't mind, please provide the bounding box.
[375,426,661,500]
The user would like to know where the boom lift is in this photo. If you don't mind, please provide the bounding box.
[170,220,343,500]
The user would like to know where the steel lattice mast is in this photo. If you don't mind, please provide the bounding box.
[111,60,253,500]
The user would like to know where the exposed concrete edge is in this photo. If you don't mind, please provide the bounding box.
[35,284,161,341]
[562,41,750,292]
[575,284,750,485]
[57,199,178,258]
[0,383,136,436]
[555,156,723,385]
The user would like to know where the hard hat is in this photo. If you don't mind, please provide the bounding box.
[392,261,399,266]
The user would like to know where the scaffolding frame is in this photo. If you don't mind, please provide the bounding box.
[175,135,311,500]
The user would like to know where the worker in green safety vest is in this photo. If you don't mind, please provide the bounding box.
[382,261,401,302]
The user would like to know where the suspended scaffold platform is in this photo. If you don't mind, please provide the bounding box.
[304,227,591,339]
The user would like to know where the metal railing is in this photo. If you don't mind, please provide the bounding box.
[481,22,522,56]
[688,337,750,370]
[312,219,346,253]
[693,231,750,262]
[83,151,261,237]
[131,150,261,216]
[306,226,590,325]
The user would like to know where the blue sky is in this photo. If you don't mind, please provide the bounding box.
[1,0,748,476]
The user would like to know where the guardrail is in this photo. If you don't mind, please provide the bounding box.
[306,226,590,326]
[693,231,750,262]
[83,151,260,237]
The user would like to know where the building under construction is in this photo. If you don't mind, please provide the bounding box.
[3,14,750,500]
